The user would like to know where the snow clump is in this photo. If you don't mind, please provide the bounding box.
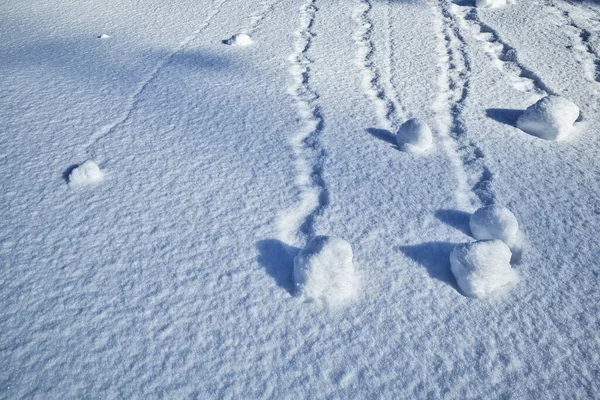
[98,34,111,39]
[516,95,579,141]
[450,240,519,299]
[224,33,253,46]
[396,118,433,152]
[68,160,104,186]
[293,236,357,305]
[476,0,508,9]
[470,204,519,247]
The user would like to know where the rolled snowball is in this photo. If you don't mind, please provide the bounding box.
[450,240,519,299]
[470,205,519,246]
[224,33,253,46]
[396,118,433,152]
[68,160,104,186]
[293,236,356,305]
[516,95,579,141]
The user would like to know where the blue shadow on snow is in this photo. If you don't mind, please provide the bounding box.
[398,241,460,291]
[256,239,299,295]
[434,209,472,237]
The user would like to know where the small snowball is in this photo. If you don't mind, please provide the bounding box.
[516,95,579,140]
[476,0,508,8]
[98,34,111,39]
[293,236,356,305]
[396,118,433,152]
[224,33,253,46]
[68,160,104,186]
[470,204,519,247]
[450,240,519,299]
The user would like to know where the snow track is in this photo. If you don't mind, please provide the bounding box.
[81,0,230,160]
[278,0,328,246]
[248,0,283,33]
[456,6,553,99]
[432,0,494,209]
[353,0,401,130]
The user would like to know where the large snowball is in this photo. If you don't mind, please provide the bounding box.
[293,236,356,305]
[396,118,433,152]
[223,33,253,46]
[68,160,104,186]
[476,0,508,8]
[450,240,519,299]
[470,205,519,247]
[516,95,579,141]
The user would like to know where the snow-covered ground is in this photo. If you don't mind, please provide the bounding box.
[1,0,599,397]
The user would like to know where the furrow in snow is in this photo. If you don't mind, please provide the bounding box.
[277,0,328,246]
[431,0,493,210]
[352,0,401,131]
[455,6,552,100]
[81,0,230,160]
[248,0,283,33]
[384,0,410,122]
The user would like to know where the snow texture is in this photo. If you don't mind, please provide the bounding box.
[450,240,519,299]
[293,236,356,305]
[68,160,104,186]
[516,95,580,140]
[395,118,433,152]
[470,204,519,247]
[223,33,253,46]
[476,0,508,9]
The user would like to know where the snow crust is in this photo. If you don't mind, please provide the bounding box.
[395,118,433,152]
[293,236,356,305]
[476,0,508,9]
[450,240,519,299]
[68,161,104,186]
[470,204,519,246]
[516,95,580,140]
[224,33,253,46]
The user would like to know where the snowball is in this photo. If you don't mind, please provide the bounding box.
[223,33,253,46]
[68,160,104,186]
[516,95,579,141]
[450,240,519,299]
[98,34,111,39]
[470,204,519,247]
[476,0,508,9]
[293,236,356,305]
[395,118,433,152]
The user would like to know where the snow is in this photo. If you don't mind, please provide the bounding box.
[293,236,357,305]
[450,240,519,298]
[516,95,580,140]
[223,33,253,46]
[1,0,600,397]
[476,0,508,9]
[395,118,433,152]
[470,204,519,246]
[67,160,104,186]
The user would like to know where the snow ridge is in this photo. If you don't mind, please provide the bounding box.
[82,0,230,159]
[278,0,328,246]
[457,7,553,98]
[353,0,402,131]
[432,0,494,209]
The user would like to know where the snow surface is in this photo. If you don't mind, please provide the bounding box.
[516,95,580,140]
[395,118,433,152]
[476,0,508,9]
[470,204,519,246]
[2,0,600,397]
[293,236,357,306]
[450,240,519,298]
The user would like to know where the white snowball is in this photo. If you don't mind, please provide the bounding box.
[476,0,508,8]
[516,95,579,141]
[395,118,433,152]
[68,160,104,186]
[470,205,519,247]
[224,33,253,46]
[98,34,111,39]
[293,236,356,305]
[450,240,519,299]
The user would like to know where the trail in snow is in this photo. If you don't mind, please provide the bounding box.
[545,0,600,88]
[431,0,493,209]
[277,0,328,246]
[81,0,230,161]
[454,6,552,100]
[352,0,402,131]
[248,0,283,33]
